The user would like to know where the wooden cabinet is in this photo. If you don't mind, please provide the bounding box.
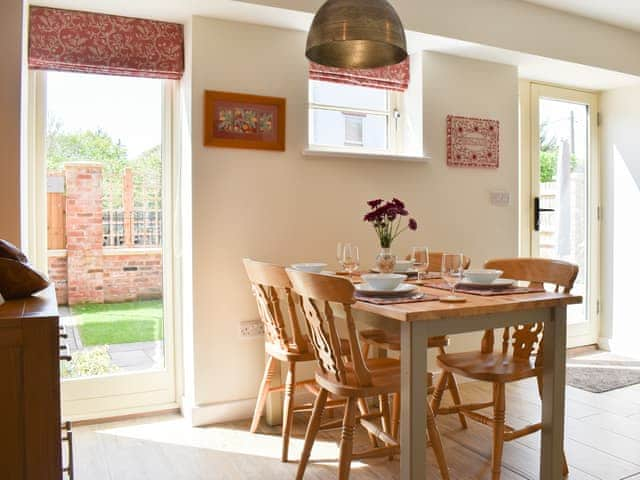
[0,286,64,480]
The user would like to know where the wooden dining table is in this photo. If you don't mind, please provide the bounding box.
[351,281,582,480]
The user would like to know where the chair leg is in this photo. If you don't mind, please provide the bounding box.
[438,346,467,429]
[391,392,400,440]
[362,342,370,359]
[250,355,276,433]
[430,370,449,418]
[281,361,296,462]
[338,397,358,480]
[492,383,506,480]
[536,375,569,477]
[427,403,450,480]
[357,398,378,448]
[378,394,394,460]
[296,388,328,480]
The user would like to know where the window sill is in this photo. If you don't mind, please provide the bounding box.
[302,148,431,163]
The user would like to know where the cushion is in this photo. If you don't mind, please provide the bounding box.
[0,239,29,264]
[0,258,50,300]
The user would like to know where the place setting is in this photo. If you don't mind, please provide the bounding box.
[354,273,438,305]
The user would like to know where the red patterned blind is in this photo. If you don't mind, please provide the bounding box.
[309,57,410,92]
[28,6,184,80]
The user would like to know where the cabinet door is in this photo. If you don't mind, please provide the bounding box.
[0,328,25,480]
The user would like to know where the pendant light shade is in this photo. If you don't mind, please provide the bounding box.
[306,0,408,70]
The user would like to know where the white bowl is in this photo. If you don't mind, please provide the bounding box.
[463,269,503,284]
[394,260,413,272]
[361,273,407,291]
[291,263,327,273]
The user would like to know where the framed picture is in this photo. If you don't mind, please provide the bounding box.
[204,90,286,151]
[447,115,499,168]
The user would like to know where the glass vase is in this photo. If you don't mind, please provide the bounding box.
[375,248,397,273]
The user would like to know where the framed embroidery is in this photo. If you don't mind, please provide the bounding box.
[204,91,286,151]
[447,115,499,168]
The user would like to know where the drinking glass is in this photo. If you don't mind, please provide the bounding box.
[336,242,344,271]
[441,253,464,298]
[411,246,429,281]
[342,244,360,279]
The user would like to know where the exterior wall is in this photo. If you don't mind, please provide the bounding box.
[48,250,162,305]
[48,163,163,305]
[48,251,68,305]
[65,163,105,305]
[103,250,163,303]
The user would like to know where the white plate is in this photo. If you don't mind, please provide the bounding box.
[458,278,515,289]
[355,283,418,297]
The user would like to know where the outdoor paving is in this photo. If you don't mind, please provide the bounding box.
[59,305,164,371]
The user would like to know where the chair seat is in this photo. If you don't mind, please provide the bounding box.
[266,336,352,362]
[359,328,449,351]
[316,358,434,398]
[437,351,541,383]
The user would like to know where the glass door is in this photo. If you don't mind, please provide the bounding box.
[35,71,176,418]
[529,84,599,347]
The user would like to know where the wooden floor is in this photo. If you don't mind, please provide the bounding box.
[72,378,640,479]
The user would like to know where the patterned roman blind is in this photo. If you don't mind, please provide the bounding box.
[309,57,410,91]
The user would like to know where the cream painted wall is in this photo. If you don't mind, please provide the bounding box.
[187,16,518,417]
[0,0,23,245]
[599,85,640,355]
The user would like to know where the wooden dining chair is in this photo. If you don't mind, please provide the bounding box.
[244,258,346,462]
[432,258,578,480]
[287,268,449,480]
[359,251,472,430]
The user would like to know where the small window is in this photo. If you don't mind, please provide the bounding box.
[308,80,402,153]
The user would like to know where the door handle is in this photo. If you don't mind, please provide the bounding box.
[534,196,554,232]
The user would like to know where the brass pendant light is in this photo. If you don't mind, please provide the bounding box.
[306,0,408,69]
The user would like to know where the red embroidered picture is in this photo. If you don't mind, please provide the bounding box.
[447,115,499,168]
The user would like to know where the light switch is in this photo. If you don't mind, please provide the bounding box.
[490,191,510,206]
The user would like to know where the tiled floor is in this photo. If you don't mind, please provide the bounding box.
[70,378,640,479]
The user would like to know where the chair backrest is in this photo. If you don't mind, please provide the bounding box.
[243,258,307,354]
[286,268,372,388]
[480,258,579,363]
[405,251,471,271]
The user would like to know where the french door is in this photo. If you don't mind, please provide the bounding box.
[523,83,600,348]
[28,71,178,420]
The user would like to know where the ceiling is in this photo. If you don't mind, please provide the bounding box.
[523,0,640,32]
[32,0,640,90]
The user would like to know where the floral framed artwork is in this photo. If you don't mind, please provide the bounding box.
[447,115,499,168]
[204,90,286,151]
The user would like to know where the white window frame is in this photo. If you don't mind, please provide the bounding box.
[308,80,404,155]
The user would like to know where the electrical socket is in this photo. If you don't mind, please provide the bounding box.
[239,320,264,339]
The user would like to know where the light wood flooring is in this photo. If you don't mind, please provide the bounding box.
[71,378,640,479]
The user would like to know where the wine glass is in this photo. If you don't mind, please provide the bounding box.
[411,246,429,281]
[441,253,464,299]
[341,244,360,280]
[336,242,344,271]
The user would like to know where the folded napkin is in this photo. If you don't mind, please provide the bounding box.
[429,282,545,296]
[355,292,439,305]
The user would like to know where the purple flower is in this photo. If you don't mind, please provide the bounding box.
[392,198,405,209]
[408,218,418,231]
[367,199,384,209]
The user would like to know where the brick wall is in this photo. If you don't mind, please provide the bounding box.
[103,251,163,303]
[48,249,162,305]
[48,252,68,305]
[47,163,163,305]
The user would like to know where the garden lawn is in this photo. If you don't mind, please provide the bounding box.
[73,300,163,346]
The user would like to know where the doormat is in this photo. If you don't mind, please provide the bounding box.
[567,352,640,393]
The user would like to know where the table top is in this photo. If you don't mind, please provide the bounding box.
[353,283,582,322]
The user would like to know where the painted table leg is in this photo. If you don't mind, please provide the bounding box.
[400,321,428,480]
[540,306,567,479]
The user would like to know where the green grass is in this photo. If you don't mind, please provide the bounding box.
[72,300,163,346]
